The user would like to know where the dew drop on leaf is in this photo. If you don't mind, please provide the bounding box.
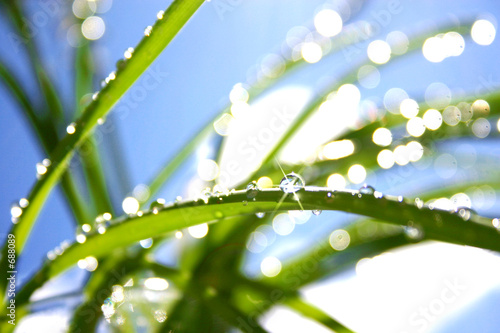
[279,172,304,193]
[359,184,375,195]
[256,212,265,218]
[312,209,322,216]
[150,198,166,214]
[246,181,260,199]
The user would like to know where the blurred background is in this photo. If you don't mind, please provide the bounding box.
[1,0,500,332]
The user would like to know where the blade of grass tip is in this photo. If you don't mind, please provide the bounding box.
[246,21,474,183]
[0,58,91,225]
[0,0,206,262]
[13,187,500,311]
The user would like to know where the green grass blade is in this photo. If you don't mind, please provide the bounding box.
[13,187,500,310]
[284,296,354,333]
[2,0,205,253]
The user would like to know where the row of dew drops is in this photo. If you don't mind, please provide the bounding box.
[62,10,167,138]
[10,171,499,269]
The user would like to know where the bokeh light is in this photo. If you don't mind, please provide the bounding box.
[367,40,391,64]
[348,164,366,184]
[471,19,496,45]
[261,256,282,277]
[314,9,343,37]
[81,16,105,40]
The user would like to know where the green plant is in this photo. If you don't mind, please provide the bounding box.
[1,1,499,332]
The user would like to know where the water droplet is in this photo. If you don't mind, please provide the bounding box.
[242,200,248,206]
[92,91,99,100]
[76,223,92,243]
[312,209,322,216]
[175,231,183,239]
[154,309,167,323]
[11,204,23,218]
[492,218,499,229]
[200,188,212,203]
[457,207,474,221]
[214,211,224,219]
[246,181,260,199]
[414,198,424,209]
[97,117,105,125]
[279,172,305,193]
[359,184,375,195]
[256,212,265,218]
[404,222,424,241]
[144,25,153,36]
[95,215,111,234]
[36,162,48,178]
[124,47,134,59]
[327,192,332,198]
[139,238,153,248]
[116,59,126,70]
[66,122,76,134]
[157,10,165,20]
[373,191,384,199]
[397,196,404,203]
[47,250,57,260]
[150,198,165,214]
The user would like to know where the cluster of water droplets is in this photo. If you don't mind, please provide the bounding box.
[10,198,29,224]
[35,158,52,179]
[46,240,71,260]
[74,212,113,244]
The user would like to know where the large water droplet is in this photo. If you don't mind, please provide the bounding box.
[246,181,260,199]
[279,172,304,193]
[156,10,165,20]
[359,184,375,195]
[256,212,265,218]
[150,198,166,214]
[312,209,322,216]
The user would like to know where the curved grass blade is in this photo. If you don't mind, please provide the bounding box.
[13,187,500,311]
